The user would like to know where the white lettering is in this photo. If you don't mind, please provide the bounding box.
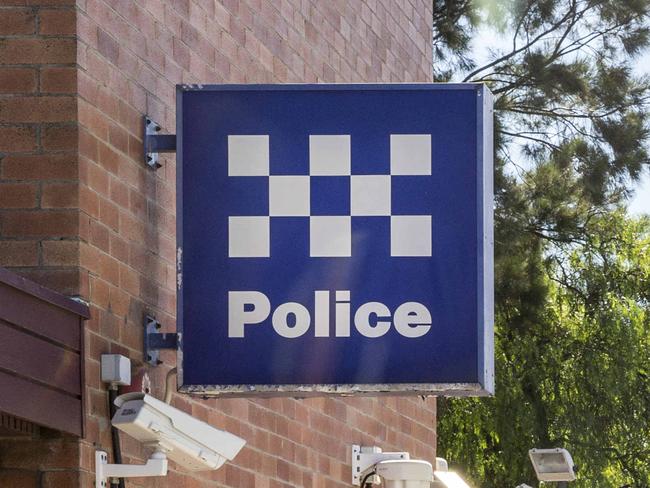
[354,302,392,338]
[227,291,432,338]
[314,291,329,337]
[272,302,311,338]
[228,291,271,338]
[393,302,432,338]
[335,291,351,337]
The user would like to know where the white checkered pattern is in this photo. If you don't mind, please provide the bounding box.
[227,134,432,258]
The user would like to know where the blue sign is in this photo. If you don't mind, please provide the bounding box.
[177,84,493,396]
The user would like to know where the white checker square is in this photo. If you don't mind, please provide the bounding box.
[351,175,391,216]
[309,135,351,175]
[228,135,269,176]
[229,217,270,257]
[391,215,432,256]
[390,134,431,175]
[310,216,351,257]
[269,176,310,216]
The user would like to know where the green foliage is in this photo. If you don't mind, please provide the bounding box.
[433,1,650,486]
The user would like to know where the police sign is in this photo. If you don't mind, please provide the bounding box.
[177,84,494,396]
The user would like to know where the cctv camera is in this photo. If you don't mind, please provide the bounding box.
[375,459,433,488]
[111,392,246,471]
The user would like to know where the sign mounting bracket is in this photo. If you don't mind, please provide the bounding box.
[144,315,179,366]
[144,116,176,170]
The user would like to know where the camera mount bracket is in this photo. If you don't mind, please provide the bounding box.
[95,449,167,487]
[351,445,409,485]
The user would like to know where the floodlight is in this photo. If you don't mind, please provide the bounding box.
[528,448,576,482]
[433,470,472,488]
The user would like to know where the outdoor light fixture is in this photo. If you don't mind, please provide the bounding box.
[433,470,472,487]
[352,446,474,487]
[528,448,576,482]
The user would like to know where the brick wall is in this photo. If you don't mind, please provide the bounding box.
[0,0,80,296]
[1,1,436,486]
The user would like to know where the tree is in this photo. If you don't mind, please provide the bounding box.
[432,1,650,486]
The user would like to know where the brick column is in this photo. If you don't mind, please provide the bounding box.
[1,2,438,486]
[0,1,80,296]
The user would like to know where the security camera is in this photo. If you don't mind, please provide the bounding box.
[96,392,246,487]
[111,392,246,471]
[375,459,433,488]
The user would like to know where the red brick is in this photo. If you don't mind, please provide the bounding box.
[0,126,37,152]
[127,133,142,162]
[89,219,109,251]
[41,182,78,208]
[0,241,39,266]
[172,37,191,70]
[40,67,76,93]
[0,182,38,208]
[108,285,129,316]
[0,68,37,93]
[97,28,119,64]
[85,164,109,197]
[1,210,78,237]
[42,124,77,150]
[108,123,128,155]
[0,8,36,35]
[90,275,110,309]
[99,197,119,230]
[12,267,79,295]
[1,153,77,180]
[79,129,98,161]
[98,252,120,285]
[78,101,109,140]
[0,96,76,123]
[108,233,128,261]
[42,240,78,265]
[38,8,76,35]
[3,0,74,5]
[109,177,129,208]
[0,468,38,488]
[79,184,99,217]
[98,142,120,174]
[0,38,75,64]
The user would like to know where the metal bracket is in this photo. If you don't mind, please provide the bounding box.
[144,315,179,366]
[144,116,176,170]
[96,450,167,487]
[351,445,409,485]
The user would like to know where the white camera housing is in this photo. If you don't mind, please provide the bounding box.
[375,459,433,488]
[112,392,246,471]
[528,448,576,482]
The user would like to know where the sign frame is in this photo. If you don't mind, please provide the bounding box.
[175,84,494,397]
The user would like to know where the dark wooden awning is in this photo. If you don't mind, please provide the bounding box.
[0,267,89,437]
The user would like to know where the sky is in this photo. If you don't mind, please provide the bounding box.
[469,24,650,216]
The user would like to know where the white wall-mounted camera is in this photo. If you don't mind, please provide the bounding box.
[96,392,246,487]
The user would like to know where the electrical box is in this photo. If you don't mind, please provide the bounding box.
[101,354,131,386]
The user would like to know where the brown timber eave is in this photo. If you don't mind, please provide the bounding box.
[0,267,89,437]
